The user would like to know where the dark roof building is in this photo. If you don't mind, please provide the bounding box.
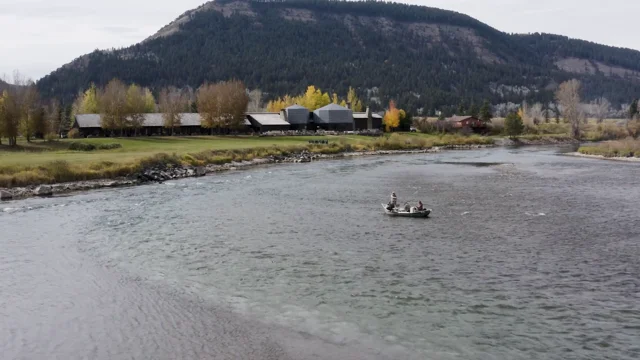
[73,113,251,136]
[446,116,485,129]
[352,107,383,130]
[245,113,291,132]
[284,105,311,124]
[313,104,354,130]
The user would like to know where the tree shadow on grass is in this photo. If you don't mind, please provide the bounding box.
[0,141,70,153]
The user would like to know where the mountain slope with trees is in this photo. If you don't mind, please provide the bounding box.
[36,0,640,113]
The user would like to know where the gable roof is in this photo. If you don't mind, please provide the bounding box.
[75,113,251,128]
[353,112,383,119]
[75,114,101,128]
[316,103,349,111]
[246,113,290,126]
[447,115,478,123]
[286,104,309,111]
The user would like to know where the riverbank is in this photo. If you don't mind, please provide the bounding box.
[566,152,640,162]
[576,138,640,160]
[0,145,487,200]
[0,134,586,201]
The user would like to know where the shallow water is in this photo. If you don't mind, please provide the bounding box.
[2,146,639,359]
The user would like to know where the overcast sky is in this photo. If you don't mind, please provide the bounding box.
[1,0,638,81]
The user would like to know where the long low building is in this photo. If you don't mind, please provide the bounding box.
[72,106,384,137]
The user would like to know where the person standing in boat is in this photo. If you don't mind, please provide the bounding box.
[417,201,424,211]
[390,192,398,208]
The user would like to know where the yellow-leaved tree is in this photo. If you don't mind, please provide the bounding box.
[383,100,400,131]
[298,86,330,110]
[78,83,100,114]
[347,87,363,112]
[266,95,296,112]
[143,88,156,113]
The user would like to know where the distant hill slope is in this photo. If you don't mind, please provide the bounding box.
[0,79,14,92]
[37,0,640,112]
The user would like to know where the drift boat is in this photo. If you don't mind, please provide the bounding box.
[382,204,431,218]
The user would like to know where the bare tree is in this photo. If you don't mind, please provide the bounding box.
[528,103,544,125]
[592,97,610,123]
[159,87,189,136]
[100,79,127,136]
[247,89,263,112]
[45,99,61,137]
[556,79,583,138]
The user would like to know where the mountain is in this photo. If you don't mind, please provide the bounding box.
[0,79,14,92]
[36,0,640,113]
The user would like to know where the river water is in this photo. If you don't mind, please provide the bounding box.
[2,146,639,360]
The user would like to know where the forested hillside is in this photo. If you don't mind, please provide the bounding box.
[36,0,640,113]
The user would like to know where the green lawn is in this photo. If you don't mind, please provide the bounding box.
[0,133,500,187]
[0,136,333,167]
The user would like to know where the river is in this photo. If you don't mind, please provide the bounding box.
[1,146,639,360]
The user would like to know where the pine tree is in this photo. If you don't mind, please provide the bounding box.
[629,99,639,119]
[479,100,492,123]
[543,103,550,123]
[457,102,466,116]
[468,102,479,118]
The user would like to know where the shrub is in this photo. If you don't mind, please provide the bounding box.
[578,138,640,158]
[97,143,122,150]
[68,142,96,151]
[67,128,81,139]
[504,112,524,139]
[44,133,58,142]
[45,160,77,183]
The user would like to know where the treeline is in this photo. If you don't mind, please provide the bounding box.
[0,73,66,145]
[266,86,363,112]
[72,78,249,135]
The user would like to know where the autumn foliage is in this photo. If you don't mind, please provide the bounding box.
[383,100,400,131]
[196,80,249,131]
[267,86,363,112]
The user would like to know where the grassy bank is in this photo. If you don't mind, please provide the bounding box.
[578,138,640,158]
[0,134,492,188]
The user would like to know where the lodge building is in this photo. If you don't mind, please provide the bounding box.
[72,104,383,137]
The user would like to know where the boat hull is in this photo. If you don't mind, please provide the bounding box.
[382,204,431,218]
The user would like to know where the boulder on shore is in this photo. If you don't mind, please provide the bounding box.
[0,190,13,200]
[195,167,206,177]
[34,185,53,196]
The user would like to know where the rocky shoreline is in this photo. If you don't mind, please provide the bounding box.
[2,136,589,202]
[565,152,640,162]
[1,145,493,201]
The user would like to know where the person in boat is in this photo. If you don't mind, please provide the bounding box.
[386,192,398,210]
[404,202,411,212]
[417,201,424,211]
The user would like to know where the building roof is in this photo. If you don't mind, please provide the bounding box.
[75,114,102,128]
[313,104,354,124]
[447,116,477,123]
[246,113,290,126]
[75,113,250,128]
[353,112,383,119]
[316,103,349,111]
[285,104,309,110]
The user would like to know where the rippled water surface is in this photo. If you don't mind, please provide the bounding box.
[2,147,640,359]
